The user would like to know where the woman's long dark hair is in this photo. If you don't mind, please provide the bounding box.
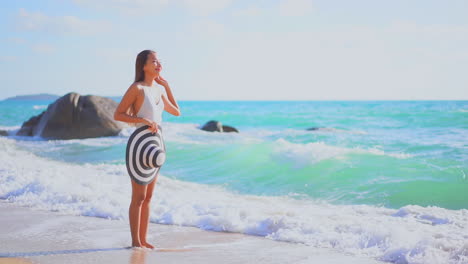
[135,49,155,82]
[126,50,155,125]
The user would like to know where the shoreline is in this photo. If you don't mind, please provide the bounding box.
[0,200,383,264]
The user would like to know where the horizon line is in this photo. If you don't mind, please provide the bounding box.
[1,93,467,102]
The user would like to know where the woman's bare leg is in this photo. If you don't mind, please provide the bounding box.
[130,179,147,247]
[140,175,158,249]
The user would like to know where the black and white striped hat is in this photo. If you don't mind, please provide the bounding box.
[126,124,166,185]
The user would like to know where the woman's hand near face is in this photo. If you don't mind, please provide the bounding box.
[155,74,180,117]
[155,75,169,88]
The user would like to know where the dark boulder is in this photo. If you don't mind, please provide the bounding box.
[16,92,126,139]
[200,120,238,133]
[16,112,45,136]
[222,125,239,133]
[201,120,223,132]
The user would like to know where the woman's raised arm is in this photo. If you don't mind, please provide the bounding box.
[155,75,181,116]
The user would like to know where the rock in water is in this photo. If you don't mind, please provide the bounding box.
[201,120,224,132]
[200,120,239,133]
[16,112,45,136]
[222,125,238,133]
[16,92,126,139]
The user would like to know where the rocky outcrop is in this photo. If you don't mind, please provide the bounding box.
[16,112,45,136]
[16,92,126,139]
[200,120,239,133]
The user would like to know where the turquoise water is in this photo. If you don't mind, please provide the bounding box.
[2,98,468,263]
[1,99,467,210]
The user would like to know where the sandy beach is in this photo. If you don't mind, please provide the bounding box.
[0,200,384,264]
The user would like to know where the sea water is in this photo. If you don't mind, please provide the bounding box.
[0,98,467,263]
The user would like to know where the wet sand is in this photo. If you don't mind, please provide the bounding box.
[0,200,383,264]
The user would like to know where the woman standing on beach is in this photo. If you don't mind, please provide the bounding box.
[114,50,181,248]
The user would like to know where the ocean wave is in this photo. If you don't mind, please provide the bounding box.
[40,136,128,147]
[163,122,369,146]
[6,122,412,172]
[3,122,399,154]
[306,127,368,135]
[270,138,412,167]
[0,136,466,264]
[0,125,20,130]
[162,122,262,145]
[33,105,47,110]
[0,126,21,136]
[7,134,128,154]
[232,127,368,139]
[160,123,409,166]
[117,126,136,137]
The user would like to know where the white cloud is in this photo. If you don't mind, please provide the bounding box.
[278,0,313,17]
[16,8,112,35]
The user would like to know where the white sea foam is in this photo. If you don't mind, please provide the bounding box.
[0,125,20,130]
[45,136,128,147]
[117,126,136,137]
[236,127,368,140]
[33,105,47,110]
[270,138,412,168]
[0,126,21,136]
[307,127,368,135]
[0,137,466,264]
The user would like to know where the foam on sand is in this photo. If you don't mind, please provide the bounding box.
[0,200,383,264]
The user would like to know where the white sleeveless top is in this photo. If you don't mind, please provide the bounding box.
[135,82,164,127]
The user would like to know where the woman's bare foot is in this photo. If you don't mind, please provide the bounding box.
[132,241,144,248]
[142,241,155,249]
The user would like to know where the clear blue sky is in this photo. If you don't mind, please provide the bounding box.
[1,0,467,100]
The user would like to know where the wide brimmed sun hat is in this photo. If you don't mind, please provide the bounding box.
[126,124,166,185]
